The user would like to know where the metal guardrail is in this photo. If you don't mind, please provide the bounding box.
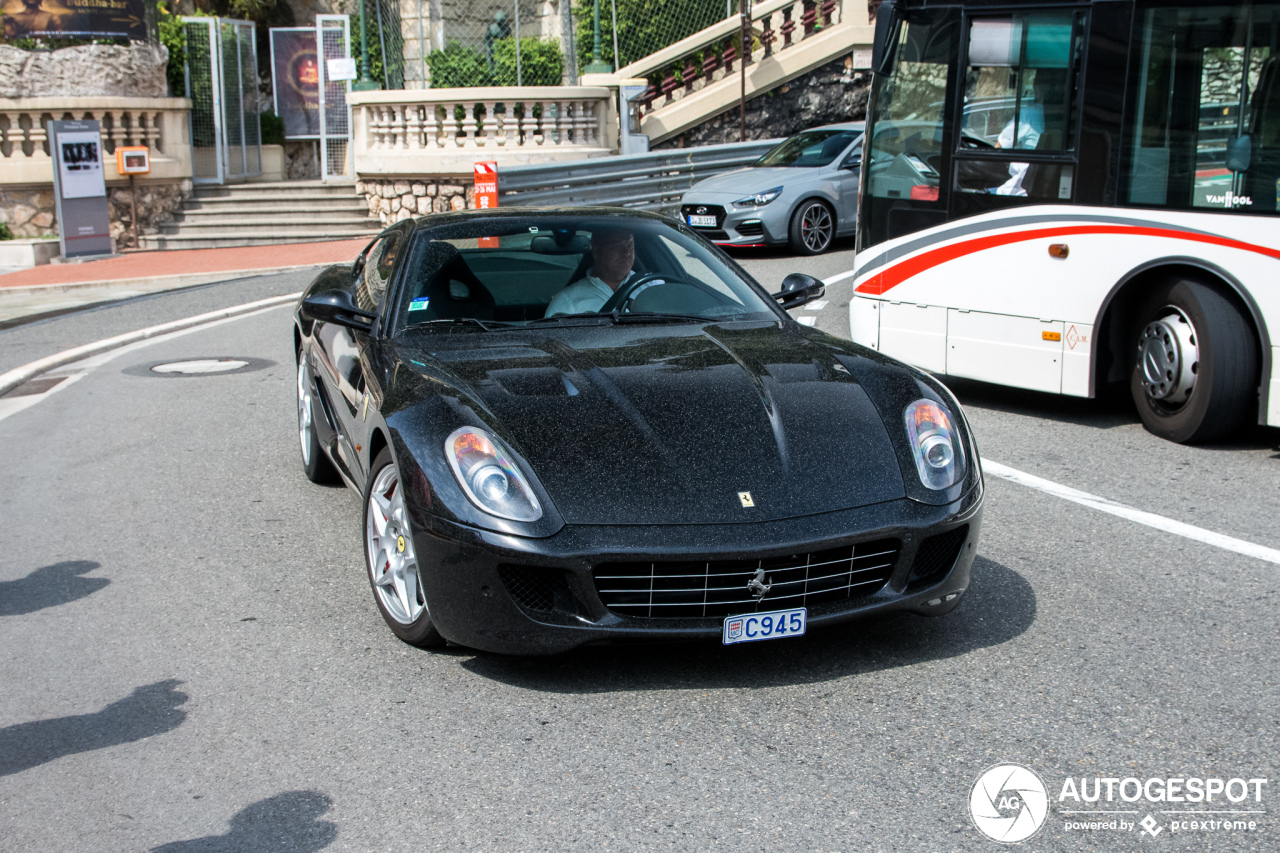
[496,139,783,215]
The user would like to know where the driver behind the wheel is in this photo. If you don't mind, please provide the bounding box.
[544,228,635,317]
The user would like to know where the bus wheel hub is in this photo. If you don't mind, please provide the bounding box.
[1139,309,1198,403]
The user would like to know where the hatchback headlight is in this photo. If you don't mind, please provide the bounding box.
[904,399,966,490]
[445,427,542,521]
[734,186,783,208]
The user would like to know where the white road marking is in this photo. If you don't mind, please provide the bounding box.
[984,459,1280,565]
[0,292,300,397]
[803,300,829,311]
[796,316,818,326]
[823,269,857,285]
[0,304,289,424]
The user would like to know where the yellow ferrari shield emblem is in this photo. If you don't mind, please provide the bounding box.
[397,535,405,553]
[738,491,754,508]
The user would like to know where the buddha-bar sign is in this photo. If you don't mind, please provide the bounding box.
[270,28,322,138]
[1,0,147,40]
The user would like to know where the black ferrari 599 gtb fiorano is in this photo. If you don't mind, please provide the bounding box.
[293,208,983,655]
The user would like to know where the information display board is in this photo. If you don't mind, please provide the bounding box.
[49,119,112,259]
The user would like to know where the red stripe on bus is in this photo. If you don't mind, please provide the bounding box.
[855,224,1280,295]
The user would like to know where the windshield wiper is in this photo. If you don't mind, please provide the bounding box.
[401,317,518,332]
[609,312,713,324]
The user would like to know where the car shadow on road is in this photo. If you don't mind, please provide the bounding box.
[459,555,1034,692]
[0,560,108,617]
[0,679,187,777]
[151,790,337,853]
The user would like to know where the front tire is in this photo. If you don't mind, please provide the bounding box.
[1129,279,1258,443]
[788,200,835,255]
[363,449,446,647]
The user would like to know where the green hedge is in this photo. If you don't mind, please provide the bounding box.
[427,37,563,88]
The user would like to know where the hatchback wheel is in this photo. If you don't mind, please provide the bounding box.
[788,200,835,255]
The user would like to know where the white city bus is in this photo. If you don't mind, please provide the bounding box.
[850,0,1280,443]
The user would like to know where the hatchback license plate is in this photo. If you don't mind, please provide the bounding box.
[687,214,717,228]
[723,607,807,645]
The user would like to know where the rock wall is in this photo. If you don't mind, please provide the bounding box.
[654,54,870,149]
[357,178,473,225]
[285,140,321,180]
[1,180,191,251]
[0,43,169,99]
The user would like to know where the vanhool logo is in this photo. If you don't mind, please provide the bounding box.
[969,764,1050,843]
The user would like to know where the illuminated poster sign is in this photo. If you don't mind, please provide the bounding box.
[49,119,112,259]
[1,0,146,40]
[270,28,321,139]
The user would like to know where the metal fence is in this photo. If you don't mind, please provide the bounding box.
[575,0,740,72]
[497,137,779,214]
[361,0,405,90]
[185,16,261,184]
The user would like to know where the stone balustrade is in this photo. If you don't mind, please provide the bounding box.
[347,87,617,177]
[621,0,844,116]
[0,96,192,185]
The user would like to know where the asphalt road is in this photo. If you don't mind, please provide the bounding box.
[0,243,1277,852]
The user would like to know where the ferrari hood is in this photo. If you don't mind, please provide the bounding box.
[416,324,905,525]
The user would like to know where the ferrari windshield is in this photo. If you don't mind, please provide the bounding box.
[755,130,861,167]
[389,216,777,331]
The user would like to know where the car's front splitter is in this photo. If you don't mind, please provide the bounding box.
[407,486,984,655]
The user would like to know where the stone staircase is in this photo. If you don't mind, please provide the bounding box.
[142,180,382,250]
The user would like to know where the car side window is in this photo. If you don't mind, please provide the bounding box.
[358,231,403,313]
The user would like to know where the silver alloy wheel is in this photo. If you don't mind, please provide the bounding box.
[1138,307,1199,405]
[297,359,313,465]
[800,203,833,252]
[366,463,426,625]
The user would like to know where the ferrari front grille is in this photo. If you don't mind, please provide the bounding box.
[907,526,968,590]
[498,565,568,613]
[593,539,900,619]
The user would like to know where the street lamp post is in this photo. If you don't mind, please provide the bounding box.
[353,0,379,91]
[583,0,612,73]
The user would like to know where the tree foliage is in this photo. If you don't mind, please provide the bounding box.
[573,0,733,71]
[427,38,563,88]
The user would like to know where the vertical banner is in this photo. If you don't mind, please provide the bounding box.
[270,27,322,138]
[474,161,499,247]
[49,119,112,259]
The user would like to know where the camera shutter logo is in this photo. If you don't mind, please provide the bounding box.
[969,763,1050,843]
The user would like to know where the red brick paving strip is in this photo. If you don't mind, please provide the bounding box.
[0,238,372,289]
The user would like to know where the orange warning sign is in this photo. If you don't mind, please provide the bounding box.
[474,161,498,247]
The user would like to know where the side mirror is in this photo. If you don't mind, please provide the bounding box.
[1226,134,1252,173]
[300,289,376,332]
[843,157,862,171]
[871,0,901,75]
[772,273,825,311]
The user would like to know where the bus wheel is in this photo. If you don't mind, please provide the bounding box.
[789,200,835,255]
[1129,279,1257,443]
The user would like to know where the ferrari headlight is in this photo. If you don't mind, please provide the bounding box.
[734,186,783,208]
[445,427,542,521]
[904,399,966,490]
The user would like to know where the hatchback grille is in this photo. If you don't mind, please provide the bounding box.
[594,539,900,619]
[679,203,727,229]
[907,526,968,589]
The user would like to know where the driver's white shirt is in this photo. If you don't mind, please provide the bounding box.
[544,268,634,317]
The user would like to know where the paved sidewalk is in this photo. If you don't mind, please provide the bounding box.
[0,238,370,323]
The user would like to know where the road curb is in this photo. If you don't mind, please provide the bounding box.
[0,263,332,299]
[0,292,301,397]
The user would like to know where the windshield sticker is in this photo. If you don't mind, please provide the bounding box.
[409,297,430,312]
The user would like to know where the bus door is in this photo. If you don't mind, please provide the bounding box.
[938,10,1087,394]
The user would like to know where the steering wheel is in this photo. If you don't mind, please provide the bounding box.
[599,272,697,314]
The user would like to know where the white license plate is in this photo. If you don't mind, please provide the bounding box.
[723,607,807,645]
[687,214,717,228]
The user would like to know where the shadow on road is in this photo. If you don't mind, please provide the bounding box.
[0,560,108,617]
[460,555,1034,692]
[0,680,187,777]
[151,791,337,852]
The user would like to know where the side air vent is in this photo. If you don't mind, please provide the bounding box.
[907,526,969,590]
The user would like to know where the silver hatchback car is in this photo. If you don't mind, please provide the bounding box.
[679,122,863,255]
